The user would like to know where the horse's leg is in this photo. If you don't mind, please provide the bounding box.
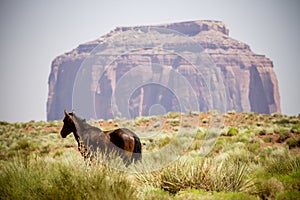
[122,134,135,165]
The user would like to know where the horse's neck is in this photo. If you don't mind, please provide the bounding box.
[73,129,90,159]
[72,117,87,140]
[73,130,81,145]
[72,118,92,157]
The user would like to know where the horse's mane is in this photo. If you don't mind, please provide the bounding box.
[72,114,95,134]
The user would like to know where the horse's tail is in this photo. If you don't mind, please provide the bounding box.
[132,135,142,162]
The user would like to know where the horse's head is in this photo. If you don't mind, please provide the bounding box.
[60,110,76,138]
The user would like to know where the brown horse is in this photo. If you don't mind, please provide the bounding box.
[60,110,142,166]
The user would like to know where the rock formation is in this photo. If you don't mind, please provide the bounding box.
[47,20,281,121]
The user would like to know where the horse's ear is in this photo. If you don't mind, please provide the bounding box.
[64,110,69,117]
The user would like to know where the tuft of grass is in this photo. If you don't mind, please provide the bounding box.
[276,190,300,200]
[158,137,172,148]
[177,189,258,200]
[160,158,254,194]
[264,154,300,175]
[0,156,137,200]
[256,177,284,199]
[143,189,173,200]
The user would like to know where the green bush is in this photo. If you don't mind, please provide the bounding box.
[278,170,300,191]
[276,190,300,200]
[286,138,300,149]
[291,125,300,134]
[227,127,239,136]
[263,136,273,143]
[274,118,290,125]
[274,127,289,135]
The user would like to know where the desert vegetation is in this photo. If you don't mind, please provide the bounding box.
[0,112,300,199]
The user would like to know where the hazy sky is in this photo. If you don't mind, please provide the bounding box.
[0,0,299,122]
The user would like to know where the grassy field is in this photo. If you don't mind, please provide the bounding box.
[0,111,300,199]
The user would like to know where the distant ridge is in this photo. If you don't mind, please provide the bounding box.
[47,20,281,121]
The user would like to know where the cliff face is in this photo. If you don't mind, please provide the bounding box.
[47,20,281,121]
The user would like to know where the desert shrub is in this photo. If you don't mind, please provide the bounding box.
[276,131,291,143]
[278,170,300,191]
[264,154,300,175]
[167,112,181,118]
[289,118,300,124]
[274,118,290,125]
[40,144,51,155]
[160,158,254,194]
[202,118,209,124]
[166,118,180,126]
[258,129,267,135]
[235,133,250,143]
[0,156,137,200]
[256,177,284,200]
[135,117,150,126]
[14,139,31,150]
[276,190,300,200]
[143,189,173,200]
[274,127,290,135]
[158,137,171,148]
[227,110,237,115]
[227,127,239,136]
[263,136,273,143]
[195,128,205,139]
[188,139,203,151]
[291,124,300,134]
[247,142,261,154]
[152,121,162,128]
[53,149,65,158]
[177,189,257,200]
[256,121,264,127]
[0,121,10,126]
[286,138,300,149]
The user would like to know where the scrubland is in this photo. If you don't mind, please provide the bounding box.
[0,111,300,199]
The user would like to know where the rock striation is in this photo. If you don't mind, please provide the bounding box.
[47,20,281,121]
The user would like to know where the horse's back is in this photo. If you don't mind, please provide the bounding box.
[84,126,108,150]
[116,128,142,161]
[106,128,142,162]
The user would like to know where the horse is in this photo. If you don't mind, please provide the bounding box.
[60,110,142,166]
